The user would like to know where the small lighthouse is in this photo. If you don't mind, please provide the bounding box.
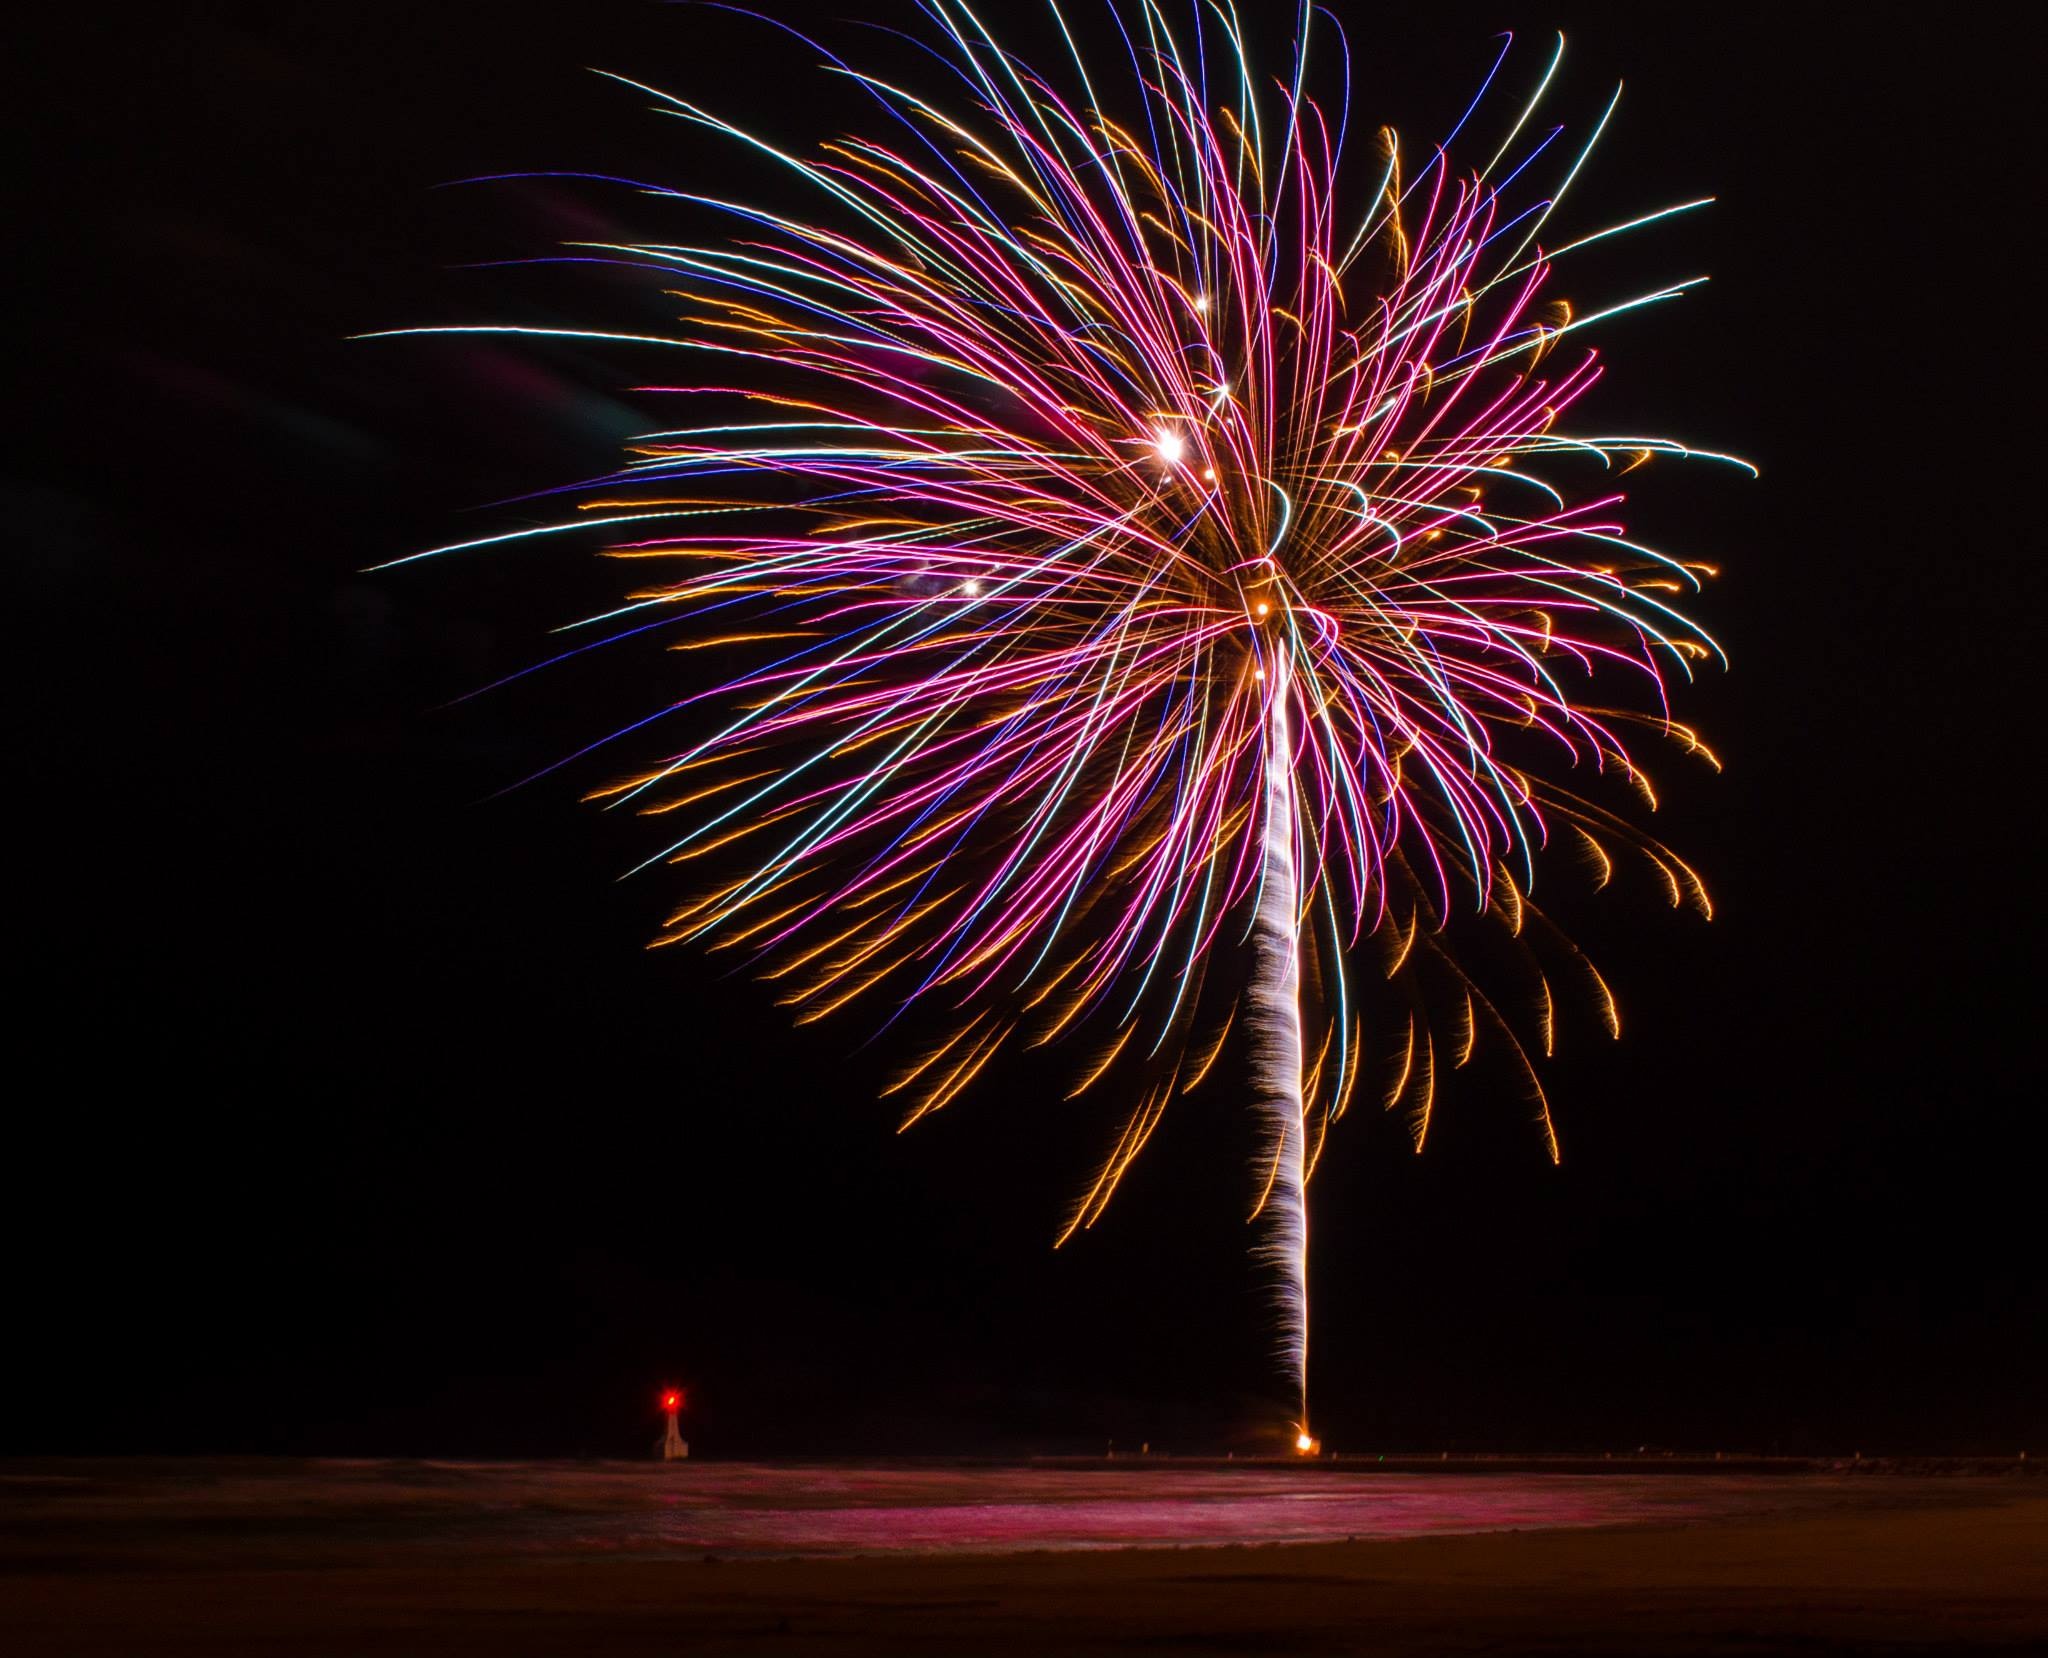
[660,1388,689,1461]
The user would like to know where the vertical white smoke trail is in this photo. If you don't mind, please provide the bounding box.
[1247,655,1309,1428]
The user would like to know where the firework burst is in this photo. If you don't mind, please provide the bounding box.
[377,1,1743,1432]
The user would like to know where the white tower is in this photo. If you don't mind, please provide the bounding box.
[660,1388,689,1460]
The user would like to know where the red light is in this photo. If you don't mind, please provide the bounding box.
[661,1391,681,1411]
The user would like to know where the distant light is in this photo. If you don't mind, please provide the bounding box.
[662,1391,682,1411]
[1194,293,1210,312]
[964,579,983,596]
[1156,429,1186,466]
[1295,1431,1314,1453]
[1254,601,1269,617]
[1253,666,1266,681]
[1202,467,1216,482]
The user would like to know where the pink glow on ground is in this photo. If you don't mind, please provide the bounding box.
[5,1462,1887,1564]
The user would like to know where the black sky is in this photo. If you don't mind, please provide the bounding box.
[12,2,2040,1459]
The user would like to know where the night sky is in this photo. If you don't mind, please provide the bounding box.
[14,3,2039,1460]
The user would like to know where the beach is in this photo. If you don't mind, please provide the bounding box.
[3,1459,2041,1654]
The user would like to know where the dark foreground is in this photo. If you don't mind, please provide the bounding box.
[3,1459,2042,1655]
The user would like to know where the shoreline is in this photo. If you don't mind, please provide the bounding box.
[5,1450,2034,1473]
[3,1461,2044,1653]
[7,1483,2045,1655]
